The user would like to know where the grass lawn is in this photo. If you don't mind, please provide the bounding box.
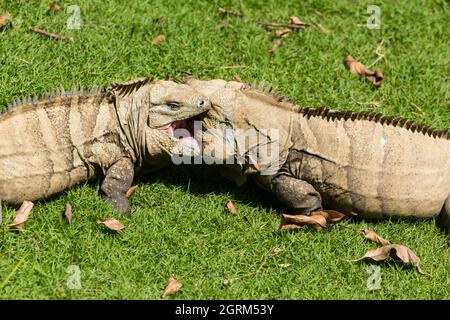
[0,0,449,299]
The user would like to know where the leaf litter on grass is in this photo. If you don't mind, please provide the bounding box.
[357,229,425,275]
[162,276,182,298]
[64,203,73,224]
[97,218,125,231]
[9,201,34,230]
[345,55,384,88]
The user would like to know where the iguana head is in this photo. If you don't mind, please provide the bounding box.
[110,77,211,168]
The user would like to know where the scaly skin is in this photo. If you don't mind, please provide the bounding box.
[0,77,210,215]
[185,77,450,231]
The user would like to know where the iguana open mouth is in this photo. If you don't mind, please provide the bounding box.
[161,115,205,151]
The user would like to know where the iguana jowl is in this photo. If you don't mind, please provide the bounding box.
[185,77,450,231]
[0,77,210,215]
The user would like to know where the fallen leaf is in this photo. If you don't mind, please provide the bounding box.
[49,2,60,13]
[279,223,302,231]
[345,55,383,88]
[162,276,182,297]
[368,68,383,88]
[225,200,237,215]
[274,29,292,38]
[218,7,243,19]
[312,210,347,223]
[268,39,282,53]
[97,218,125,231]
[345,55,372,76]
[358,244,426,275]
[9,201,34,230]
[126,185,139,198]
[288,16,307,28]
[233,75,243,82]
[361,229,390,246]
[280,213,327,231]
[64,203,73,224]
[0,13,12,29]
[152,34,165,46]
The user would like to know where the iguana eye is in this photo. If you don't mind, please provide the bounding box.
[168,102,180,110]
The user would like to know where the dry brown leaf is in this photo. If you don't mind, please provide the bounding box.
[218,7,243,19]
[225,200,237,215]
[359,244,426,275]
[279,223,302,231]
[152,34,165,46]
[368,68,384,88]
[233,75,243,83]
[225,200,237,214]
[64,203,73,224]
[345,55,383,88]
[49,2,60,13]
[345,55,372,76]
[361,229,390,246]
[280,213,327,231]
[9,201,34,230]
[126,185,139,198]
[447,240,450,248]
[0,13,12,29]
[312,210,347,223]
[97,218,125,231]
[288,16,307,28]
[162,276,182,297]
[268,39,282,53]
[274,29,292,38]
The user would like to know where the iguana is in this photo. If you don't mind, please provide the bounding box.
[184,77,450,231]
[0,77,210,215]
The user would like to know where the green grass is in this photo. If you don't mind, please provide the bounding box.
[0,0,449,299]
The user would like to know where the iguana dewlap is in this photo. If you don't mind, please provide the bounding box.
[0,77,210,215]
[185,77,450,231]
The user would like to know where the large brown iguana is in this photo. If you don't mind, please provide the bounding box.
[184,77,450,231]
[0,77,210,215]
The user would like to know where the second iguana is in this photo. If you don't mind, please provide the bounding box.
[184,77,450,231]
[0,77,210,215]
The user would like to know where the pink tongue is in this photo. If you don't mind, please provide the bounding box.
[181,136,200,154]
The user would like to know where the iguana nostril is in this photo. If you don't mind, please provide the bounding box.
[199,100,205,108]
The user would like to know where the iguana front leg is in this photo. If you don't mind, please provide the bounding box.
[101,158,134,216]
[271,174,323,215]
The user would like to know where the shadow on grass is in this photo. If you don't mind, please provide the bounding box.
[135,164,288,215]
